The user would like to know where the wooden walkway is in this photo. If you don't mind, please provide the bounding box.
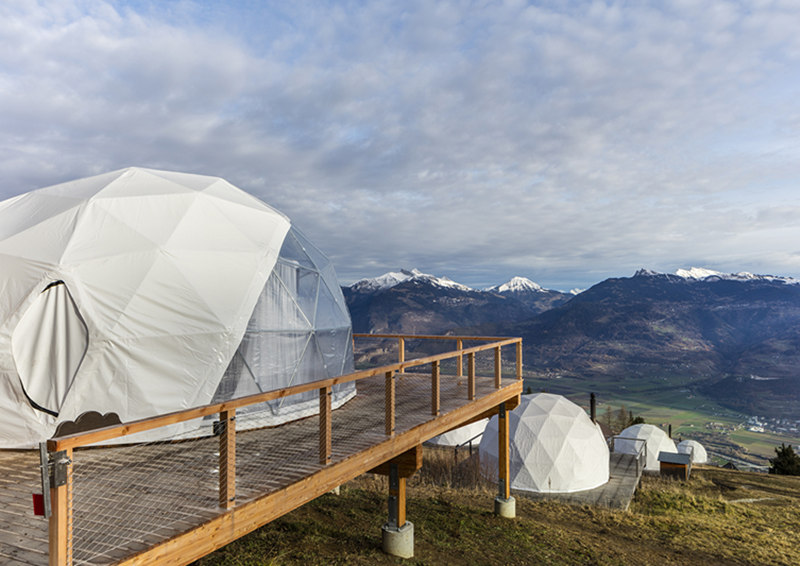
[0,369,521,565]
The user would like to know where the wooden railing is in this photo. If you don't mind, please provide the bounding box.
[45,334,523,566]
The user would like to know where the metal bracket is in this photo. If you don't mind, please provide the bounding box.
[38,443,52,518]
[49,450,71,488]
[387,463,399,528]
[38,444,71,518]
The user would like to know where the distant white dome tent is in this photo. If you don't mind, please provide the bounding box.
[479,393,609,493]
[427,418,488,447]
[616,424,677,471]
[677,439,708,464]
[0,167,355,448]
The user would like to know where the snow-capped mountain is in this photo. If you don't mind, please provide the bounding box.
[635,266,798,284]
[487,276,544,294]
[674,267,797,284]
[349,268,473,293]
[343,269,572,334]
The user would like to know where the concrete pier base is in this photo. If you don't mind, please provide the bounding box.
[382,521,414,558]
[494,496,516,518]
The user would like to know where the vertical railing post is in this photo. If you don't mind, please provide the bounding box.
[219,408,236,509]
[49,447,73,566]
[494,346,502,389]
[516,340,522,380]
[398,337,405,373]
[468,351,475,401]
[431,360,440,416]
[320,386,332,466]
[498,402,510,500]
[385,371,395,436]
[456,339,463,377]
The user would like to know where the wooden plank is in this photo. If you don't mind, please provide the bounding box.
[516,341,522,380]
[397,337,405,373]
[494,346,502,389]
[319,387,332,466]
[395,476,407,527]
[498,403,510,500]
[48,447,72,566]
[116,381,522,566]
[431,360,440,416]
[456,339,463,377]
[385,371,395,436]
[354,333,519,342]
[219,409,236,509]
[368,445,422,478]
[468,352,475,401]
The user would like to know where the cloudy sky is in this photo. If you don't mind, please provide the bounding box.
[2,1,800,290]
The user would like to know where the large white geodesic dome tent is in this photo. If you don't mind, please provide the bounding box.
[615,424,677,471]
[426,418,488,447]
[479,393,609,493]
[0,167,354,448]
[677,439,708,464]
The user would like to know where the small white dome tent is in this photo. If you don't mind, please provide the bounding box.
[0,167,355,448]
[426,418,488,447]
[479,393,609,493]
[677,439,708,464]
[615,424,677,471]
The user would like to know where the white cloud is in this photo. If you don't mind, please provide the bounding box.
[1,1,800,289]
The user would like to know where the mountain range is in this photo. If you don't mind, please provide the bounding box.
[344,267,800,418]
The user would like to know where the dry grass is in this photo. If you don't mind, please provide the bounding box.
[194,453,800,566]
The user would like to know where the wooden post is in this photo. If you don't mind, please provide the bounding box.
[219,409,236,509]
[49,447,72,566]
[498,402,510,500]
[431,360,440,416]
[468,352,475,401]
[516,340,522,380]
[319,386,332,466]
[456,339,463,377]
[494,346,502,389]
[398,337,405,373]
[387,463,407,528]
[385,371,395,436]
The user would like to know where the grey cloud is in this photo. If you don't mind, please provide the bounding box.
[1,1,800,290]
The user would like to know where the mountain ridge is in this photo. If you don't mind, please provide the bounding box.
[344,267,800,418]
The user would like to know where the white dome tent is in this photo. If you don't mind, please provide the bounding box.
[615,424,677,471]
[426,418,488,447]
[677,439,708,464]
[0,167,355,448]
[479,393,609,494]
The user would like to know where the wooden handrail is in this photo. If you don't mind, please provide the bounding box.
[354,333,516,341]
[48,335,522,451]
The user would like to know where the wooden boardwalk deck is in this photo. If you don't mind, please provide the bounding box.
[0,369,521,565]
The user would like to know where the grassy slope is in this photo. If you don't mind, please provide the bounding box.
[194,467,800,566]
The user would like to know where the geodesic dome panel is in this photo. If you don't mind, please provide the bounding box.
[0,167,357,448]
[427,418,488,447]
[479,394,609,493]
[616,424,677,471]
[211,226,355,426]
[677,439,708,464]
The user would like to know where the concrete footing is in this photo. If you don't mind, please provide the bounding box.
[494,496,516,518]
[382,521,414,558]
